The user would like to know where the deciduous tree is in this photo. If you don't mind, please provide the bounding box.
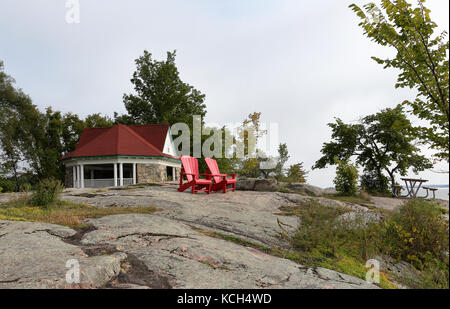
[313,105,432,187]
[350,0,449,161]
[120,50,207,126]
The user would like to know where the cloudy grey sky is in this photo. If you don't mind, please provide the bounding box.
[0,0,448,187]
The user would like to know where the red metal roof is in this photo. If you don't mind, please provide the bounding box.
[62,124,178,160]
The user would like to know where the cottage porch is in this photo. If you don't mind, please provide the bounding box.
[65,158,179,188]
[71,163,135,188]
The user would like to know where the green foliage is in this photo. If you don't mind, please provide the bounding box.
[285,163,308,183]
[1,61,115,187]
[40,108,66,180]
[20,183,32,193]
[360,170,390,195]
[271,143,308,182]
[314,105,432,187]
[239,112,267,154]
[239,158,260,178]
[350,0,449,161]
[235,113,270,178]
[0,61,34,191]
[288,201,396,288]
[197,125,239,174]
[409,257,449,289]
[84,113,114,128]
[60,112,86,156]
[234,116,306,181]
[334,160,359,196]
[31,177,64,208]
[120,50,207,125]
[0,178,16,192]
[289,198,448,288]
[116,50,214,173]
[275,143,290,180]
[380,199,449,269]
[375,199,450,288]
[41,110,113,180]
[292,201,350,254]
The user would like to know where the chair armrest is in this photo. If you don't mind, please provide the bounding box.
[206,173,227,181]
[223,173,237,179]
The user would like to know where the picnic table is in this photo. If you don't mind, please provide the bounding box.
[393,178,429,198]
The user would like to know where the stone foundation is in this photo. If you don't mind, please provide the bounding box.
[173,167,181,182]
[137,164,180,183]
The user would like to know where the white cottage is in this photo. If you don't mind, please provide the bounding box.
[62,124,180,188]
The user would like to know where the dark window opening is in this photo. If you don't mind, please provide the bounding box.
[166,166,174,181]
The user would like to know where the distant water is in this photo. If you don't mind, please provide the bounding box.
[325,185,449,200]
[397,185,449,201]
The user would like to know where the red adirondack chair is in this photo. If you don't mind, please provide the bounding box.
[205,158,238,193]
[178,156,212,194]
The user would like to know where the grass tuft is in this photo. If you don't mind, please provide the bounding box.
[0,197,158,227]
[288,199,449,289]
[322,193,373,205]
[197,199,448,289]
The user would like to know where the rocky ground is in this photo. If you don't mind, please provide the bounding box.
[1,184,448,289]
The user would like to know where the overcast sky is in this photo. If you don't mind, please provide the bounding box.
[0,0,449,187]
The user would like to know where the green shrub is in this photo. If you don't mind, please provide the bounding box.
[333,160,359,196]
[360,170,390,195]
[292,201,350,256]
[0,178,16,192]
[413,257,449,289]
[239,158,260,178]
[285,163,308,183]
[289,201,394,287]
[381,199,449,269]
[289,198,449,288]
[359,187,371,201]
[21,183,33,192]
[31,177,64,208]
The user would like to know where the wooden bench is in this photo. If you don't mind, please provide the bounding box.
[422,186,438,199]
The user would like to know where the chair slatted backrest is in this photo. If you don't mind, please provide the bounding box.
[181,156,199,182]
[205,158,222,183]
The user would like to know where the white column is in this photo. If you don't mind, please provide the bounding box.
[77,165,81,188]
[113,163,118,187]
[80,164,84,188]
[133,163,137,185]
[90,169,94,188]
[119,163,124,186]
[72,166,76,188]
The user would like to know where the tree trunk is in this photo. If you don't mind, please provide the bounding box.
[375,168,384,190]
[387,170,396,189]
[12,162,19,192]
